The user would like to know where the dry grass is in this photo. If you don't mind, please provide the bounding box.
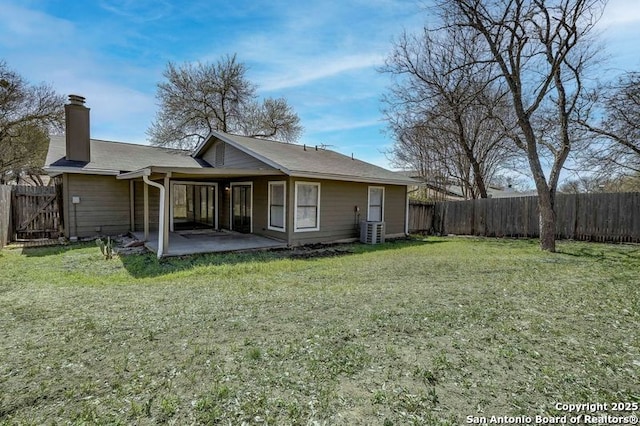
[0,237,639,425]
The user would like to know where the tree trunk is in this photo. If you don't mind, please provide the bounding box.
[524,120,558,252]
[537,186,556,252]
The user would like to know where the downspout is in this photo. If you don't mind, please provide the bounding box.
[143,175,165,258]
[405,186,410,236]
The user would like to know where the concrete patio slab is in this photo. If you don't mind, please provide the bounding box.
[132,230,286,257]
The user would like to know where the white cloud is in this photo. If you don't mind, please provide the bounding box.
[98,0,172,23]
[257,53,385,92]
[599,0,640,26]
[0,3,74,48]
[61,81,156,143]
[304,116,382,134]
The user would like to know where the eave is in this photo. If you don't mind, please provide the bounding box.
[116,166,286,180]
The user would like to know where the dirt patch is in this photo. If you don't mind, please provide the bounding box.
[103,234,147,256]
[277,243,355,259]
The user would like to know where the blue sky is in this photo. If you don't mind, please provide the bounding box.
[1,0,639,171]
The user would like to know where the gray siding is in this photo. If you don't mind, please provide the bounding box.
[64,174,130,238]
[62,173,406,245]
[384,185,407,235]
[251,176,288,240]
[288,178,407,245]
[201,140,274,170]
[133,181,160,232]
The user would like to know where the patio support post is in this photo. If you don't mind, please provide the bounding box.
[129,181,135,232]
[163,175,170,254]
[143,181,149,240]
[169,182,174,232]
[143,175,165,258]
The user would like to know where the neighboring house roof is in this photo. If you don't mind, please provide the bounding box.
[399,170,533,199]
[195,132,416,185]
[45,135,206,175]
[489,189,538,198]
[45,131,417,185]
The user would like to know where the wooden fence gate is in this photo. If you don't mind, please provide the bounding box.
[12,185,62,240]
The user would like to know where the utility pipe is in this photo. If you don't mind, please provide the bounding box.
[143,175,165,258]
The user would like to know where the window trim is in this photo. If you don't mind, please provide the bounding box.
[367,186,385,222]
[267,181,287,232]
[294,181,321,232]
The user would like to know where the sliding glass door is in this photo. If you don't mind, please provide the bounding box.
[172,183,217,230]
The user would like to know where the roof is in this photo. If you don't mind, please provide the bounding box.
[45,135,206,175]
[195,131,417,185]
[46,131,417,185]
[399,171,536,199]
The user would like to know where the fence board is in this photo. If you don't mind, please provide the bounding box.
[409,192,640,243]
[0,186,11,249]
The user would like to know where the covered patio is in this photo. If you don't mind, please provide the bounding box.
[132,229,286,257]
[118,165,287,258]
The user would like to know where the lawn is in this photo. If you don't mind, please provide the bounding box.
[0,237,639,425]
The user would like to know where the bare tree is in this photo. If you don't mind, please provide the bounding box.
[577,72,640,175]
[381,27,516,199]
[0,60,64,184]
[148,54,302,149]
[438,0,604,251]
[560,173,640,193]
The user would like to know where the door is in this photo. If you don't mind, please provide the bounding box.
[172,183,217,230]
[231,184,252,233]
[198,185,215,227]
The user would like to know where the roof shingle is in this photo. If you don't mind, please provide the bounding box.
[45,135,205,173]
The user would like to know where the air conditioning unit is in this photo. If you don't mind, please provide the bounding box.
[360,221,385,244]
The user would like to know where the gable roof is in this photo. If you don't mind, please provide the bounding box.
[45,131,417,186]
[45,135,206,175]
[195,131,416,185]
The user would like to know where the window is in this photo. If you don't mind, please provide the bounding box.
[268,181,286,231]
[368,186,384,222]
[294,182,320,232]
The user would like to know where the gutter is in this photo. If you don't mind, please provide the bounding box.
[117,168,151,180]
[405,188,410,236]
[289,171,418,186]
[44,166,120,176]
[143,174,165,259]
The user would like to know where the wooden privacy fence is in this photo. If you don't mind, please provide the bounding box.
[409,192,640,243]
[0,185,11,249]
[11,185,62,241]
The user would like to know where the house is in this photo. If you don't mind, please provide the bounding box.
[399,171,532,201]
[44,95,417,257]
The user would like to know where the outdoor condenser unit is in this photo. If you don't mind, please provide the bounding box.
[360,221,385,244]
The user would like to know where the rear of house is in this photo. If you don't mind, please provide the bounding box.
[45,96,416,256]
